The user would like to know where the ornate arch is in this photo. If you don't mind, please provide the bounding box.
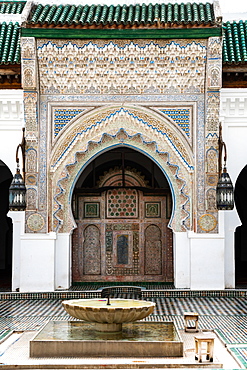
[48,105,194,233]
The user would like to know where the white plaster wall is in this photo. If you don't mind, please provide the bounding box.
[19,232,56,292]
[0,90,24,174]
[55,233,71,290]
[189,235,225,290]
[10,210,67,292]
[174,213,225,290]
[173,231,190,288]
[220,89,247,288]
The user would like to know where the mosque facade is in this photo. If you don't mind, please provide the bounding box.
[0,0,246,292]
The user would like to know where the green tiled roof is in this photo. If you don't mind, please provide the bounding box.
[0,22,20,64]
[0,1,26,14]
[223,20,247,64]
[28,2,215,27]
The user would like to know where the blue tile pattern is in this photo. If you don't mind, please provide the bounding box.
[54,108,84,137]
[160,108,191,138]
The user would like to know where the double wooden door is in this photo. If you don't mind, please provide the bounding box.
[72,189,173,283]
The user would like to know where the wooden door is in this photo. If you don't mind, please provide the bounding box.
[72,189,173,283]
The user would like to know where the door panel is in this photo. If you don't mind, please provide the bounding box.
[83,225,101,275]
[144,224,162,275]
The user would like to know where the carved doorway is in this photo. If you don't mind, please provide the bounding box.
[72,148,173,283]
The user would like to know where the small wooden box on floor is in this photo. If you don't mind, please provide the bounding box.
[184,311,199,332]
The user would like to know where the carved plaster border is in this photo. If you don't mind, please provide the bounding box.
[50,128,192,234]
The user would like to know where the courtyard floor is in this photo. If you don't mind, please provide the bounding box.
[0,287,247,368]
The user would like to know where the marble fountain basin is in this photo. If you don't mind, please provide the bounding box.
[62,298,155,332]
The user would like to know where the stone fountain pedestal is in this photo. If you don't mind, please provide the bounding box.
[30,320,183,358]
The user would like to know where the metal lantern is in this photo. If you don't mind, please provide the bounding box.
[9,166,26,211]
[9,128,26,211]
[216,123,234,210]
[216,167,234,210]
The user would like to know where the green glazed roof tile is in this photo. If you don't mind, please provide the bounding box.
[223,20,247,64]
[38,5,50,24]
[154,3,159,21]
[13,32,20,64]
[79,5,89,24]
[43,5,57,25]
[0,22,20,64]
[120,4,127,24]
[27,2,216,27]
[72,5,83,24]
[114,4,121,24]
[85,4,95,24]
[30,4,43,23]
[147,3,153,23]
[186,3,193,23]
[127,4,134,24]
[134,3,140,24]
[58,4,71,24]
[140,4,147,24]
[66,5,76,25]
[0,1,25,14]
[180,3,185,23]
[93,5,102,23]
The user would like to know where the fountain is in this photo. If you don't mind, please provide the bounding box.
[30,296,183,358]
[62,298,155,332]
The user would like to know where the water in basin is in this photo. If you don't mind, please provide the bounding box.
[34,321,180,342]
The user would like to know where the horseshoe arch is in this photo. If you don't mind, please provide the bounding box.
[48,105,194,234]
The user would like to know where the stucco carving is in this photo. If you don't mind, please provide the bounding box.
[48,105,193,234]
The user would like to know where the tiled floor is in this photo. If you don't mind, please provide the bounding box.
[0,294,246,368]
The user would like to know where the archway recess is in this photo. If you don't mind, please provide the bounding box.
[71,147,174,283]
[48,105,194,234]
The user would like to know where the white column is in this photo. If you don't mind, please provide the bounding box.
[173,231,191,288]
[9,211,25,292]
[55,233,71,290]
[189,212,225,290]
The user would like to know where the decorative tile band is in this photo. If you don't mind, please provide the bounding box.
[0,290,247,300]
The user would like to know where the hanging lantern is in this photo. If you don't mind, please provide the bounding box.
[9,166,26,211]
[216,167,234,210]
[9,128,26,211]
[216,123,234,210]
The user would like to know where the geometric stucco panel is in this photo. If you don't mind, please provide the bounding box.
[48,105,193,234]
[37,39,207,96]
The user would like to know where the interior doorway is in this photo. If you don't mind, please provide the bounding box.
[235,164,247,285]
[71,147,173,284]
[0,160,13,291]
